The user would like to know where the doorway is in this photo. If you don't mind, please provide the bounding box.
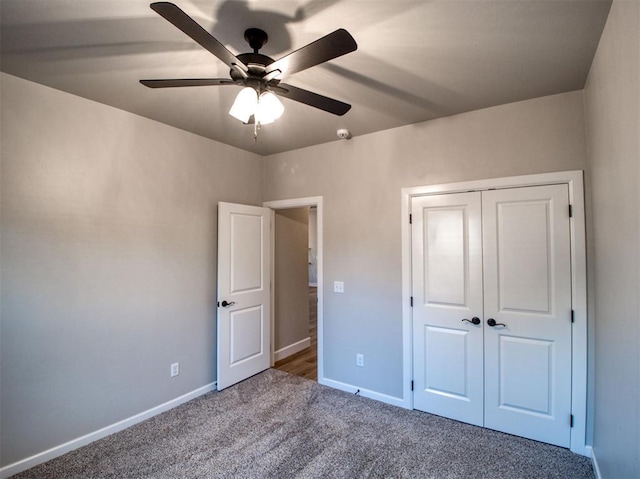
[264,197,324,382]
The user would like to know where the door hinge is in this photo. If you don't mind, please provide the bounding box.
[570,414,574,427]
[569,205,573,218]
[571,310,575,323]
[409,214,412,224]
[410,296,414,307]
[411,380,414,391]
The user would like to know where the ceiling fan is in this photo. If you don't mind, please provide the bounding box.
[140,2,358,134]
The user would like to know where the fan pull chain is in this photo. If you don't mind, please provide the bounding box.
[254,88,262,142]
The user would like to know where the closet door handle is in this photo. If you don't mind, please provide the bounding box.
[487,318,506,327]
[462,317,481,325]
[220,300,235,307]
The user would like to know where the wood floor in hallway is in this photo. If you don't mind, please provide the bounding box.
[274,286,317,381]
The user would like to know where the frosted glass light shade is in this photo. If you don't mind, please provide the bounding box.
[255,92,284,125]
[229,87,258,123]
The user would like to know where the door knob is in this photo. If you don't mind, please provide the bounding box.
[220,300,235,307]
[487,318,506,327]
[462,317,481,325]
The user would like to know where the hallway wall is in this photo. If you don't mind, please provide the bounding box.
[274,207,310,354]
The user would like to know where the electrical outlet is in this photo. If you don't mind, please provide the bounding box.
[170,362,179,377]
[334,281,344,293]
[356,354,364,367]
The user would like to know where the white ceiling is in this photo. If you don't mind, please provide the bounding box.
[1,0,611,156]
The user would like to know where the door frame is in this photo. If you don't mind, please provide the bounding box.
[401,171,588,456]
[263,196,324,381]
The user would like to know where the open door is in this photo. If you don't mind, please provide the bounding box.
[217,202,271,390]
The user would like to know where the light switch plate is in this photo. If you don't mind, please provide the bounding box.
[334,281,344,293]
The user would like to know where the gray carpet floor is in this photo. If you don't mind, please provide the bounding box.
[13,369,594,478]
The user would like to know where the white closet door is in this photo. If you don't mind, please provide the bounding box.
[482,185,572,447]
[412,192,484,426]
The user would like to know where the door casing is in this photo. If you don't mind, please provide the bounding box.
[264,196,324,382]
[401,171,588,456]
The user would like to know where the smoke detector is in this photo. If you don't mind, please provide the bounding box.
[337,128,351,140]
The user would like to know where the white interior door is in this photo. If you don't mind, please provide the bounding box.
[412,184,572,447]
[482,185,572,447]
[217,202,270,391]
[412,192,484,426]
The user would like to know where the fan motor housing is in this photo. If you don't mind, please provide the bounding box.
[230,53,275,81]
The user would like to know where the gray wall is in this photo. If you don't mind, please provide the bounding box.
[274,208,310,352]
[0,73,263,466]
[584,1,640,477]
[264,91,589,399]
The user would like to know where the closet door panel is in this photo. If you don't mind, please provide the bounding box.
[482,185,572,447]
[412,192,484,426]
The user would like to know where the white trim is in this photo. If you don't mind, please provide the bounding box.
[401,171,583,197]
[0,382,216,479]
[264,196,324,382]
[274,337,311,362]
[319,377,407,409]
[309,282,318,287]
[401,170,589,455]
[400,185,414,410]
[588,446,602,479]
[567,173,589,457]
[269,208,276,367]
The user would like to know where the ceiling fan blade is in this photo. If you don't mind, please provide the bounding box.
[140,78,236,88]
[272,83,351,116]
[150,2,246,69]
[267,29,357,78]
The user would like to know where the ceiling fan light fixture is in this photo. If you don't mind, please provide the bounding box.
[229,87,258,123]
[255,91,284,125]
[229,88,284,126]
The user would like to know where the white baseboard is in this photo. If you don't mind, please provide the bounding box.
[0,382,216,479]
[319,377,407,409]
[274,337,310,362]
[588,446,602,479]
